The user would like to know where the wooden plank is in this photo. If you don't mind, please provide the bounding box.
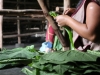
[0,0,3,49]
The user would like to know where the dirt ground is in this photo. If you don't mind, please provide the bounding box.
[0,67,25,75]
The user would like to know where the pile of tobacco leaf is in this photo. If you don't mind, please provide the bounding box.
[0,45,100,75]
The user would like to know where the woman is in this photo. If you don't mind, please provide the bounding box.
[56,0,100,51]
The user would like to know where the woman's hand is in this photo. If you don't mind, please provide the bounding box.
[56,15,68,27]
[63,8,76,16]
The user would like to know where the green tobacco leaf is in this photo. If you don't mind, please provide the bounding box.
[22,68,34,75]
[53,65,69,75]
[53,36,62,51]
[49,11,58,17]
[83,62,100,70]
[0,46,38,60]
[0,64,8,69]
[39,71,59,75]
[0,45,41,69]
[22,50,100,75]
[64,27,75,50]
[22,68,59,75]
[39,50,99,64]
[32,61,53,71]
[84,70,100,74]
[87,50,100,57]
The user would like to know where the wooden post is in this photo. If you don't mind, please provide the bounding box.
[17,0,21,44]
[64,0,70,11]
[46,0,50,8]
[0,0,3,49]
[63,0,71,48]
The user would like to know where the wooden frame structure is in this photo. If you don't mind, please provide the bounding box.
[0,0,45,49]
[0,0,70,49]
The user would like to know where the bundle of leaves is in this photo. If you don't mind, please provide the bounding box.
[49,11,75,51]
[22,50,100,75]
[0,45,43,69]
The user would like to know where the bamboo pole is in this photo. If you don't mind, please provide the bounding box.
[37,0,69,50]
[0,0,3,49]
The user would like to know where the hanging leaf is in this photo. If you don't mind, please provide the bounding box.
[64,26,75,50]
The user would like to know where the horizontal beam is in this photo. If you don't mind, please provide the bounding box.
[3,31,45,38]
[3,17,45,20]
[4,1,37,5]
[0,9,44,16]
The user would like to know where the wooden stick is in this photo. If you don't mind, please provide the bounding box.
[37,0,69,50]
[55,6,63,12]
[0,9,43,16]
[0,9,43,13]
[64,0,70,11]
[3,32,45,38]
[4,1,36,5]
[0,0,3,49]
[3,17,45,20]
[63,0,71,46]
[17,0,21,44]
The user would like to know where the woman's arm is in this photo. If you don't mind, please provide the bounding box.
[56,2,100,42]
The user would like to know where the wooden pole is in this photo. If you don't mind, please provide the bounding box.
[56,0,70,12]
[46,0,50,8]
[17,0,21,44]
[55,6,63,12]
[3,17,45,20]
[37,0,69,50]
[64,0,70,11]
[63,0,71,48]
[3,32,45,38]
[0,0,3,49]
[0,9,44,16]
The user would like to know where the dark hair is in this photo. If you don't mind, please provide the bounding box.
[76,0,100,8]
[76,0,83,8]
[95,0,100,5]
